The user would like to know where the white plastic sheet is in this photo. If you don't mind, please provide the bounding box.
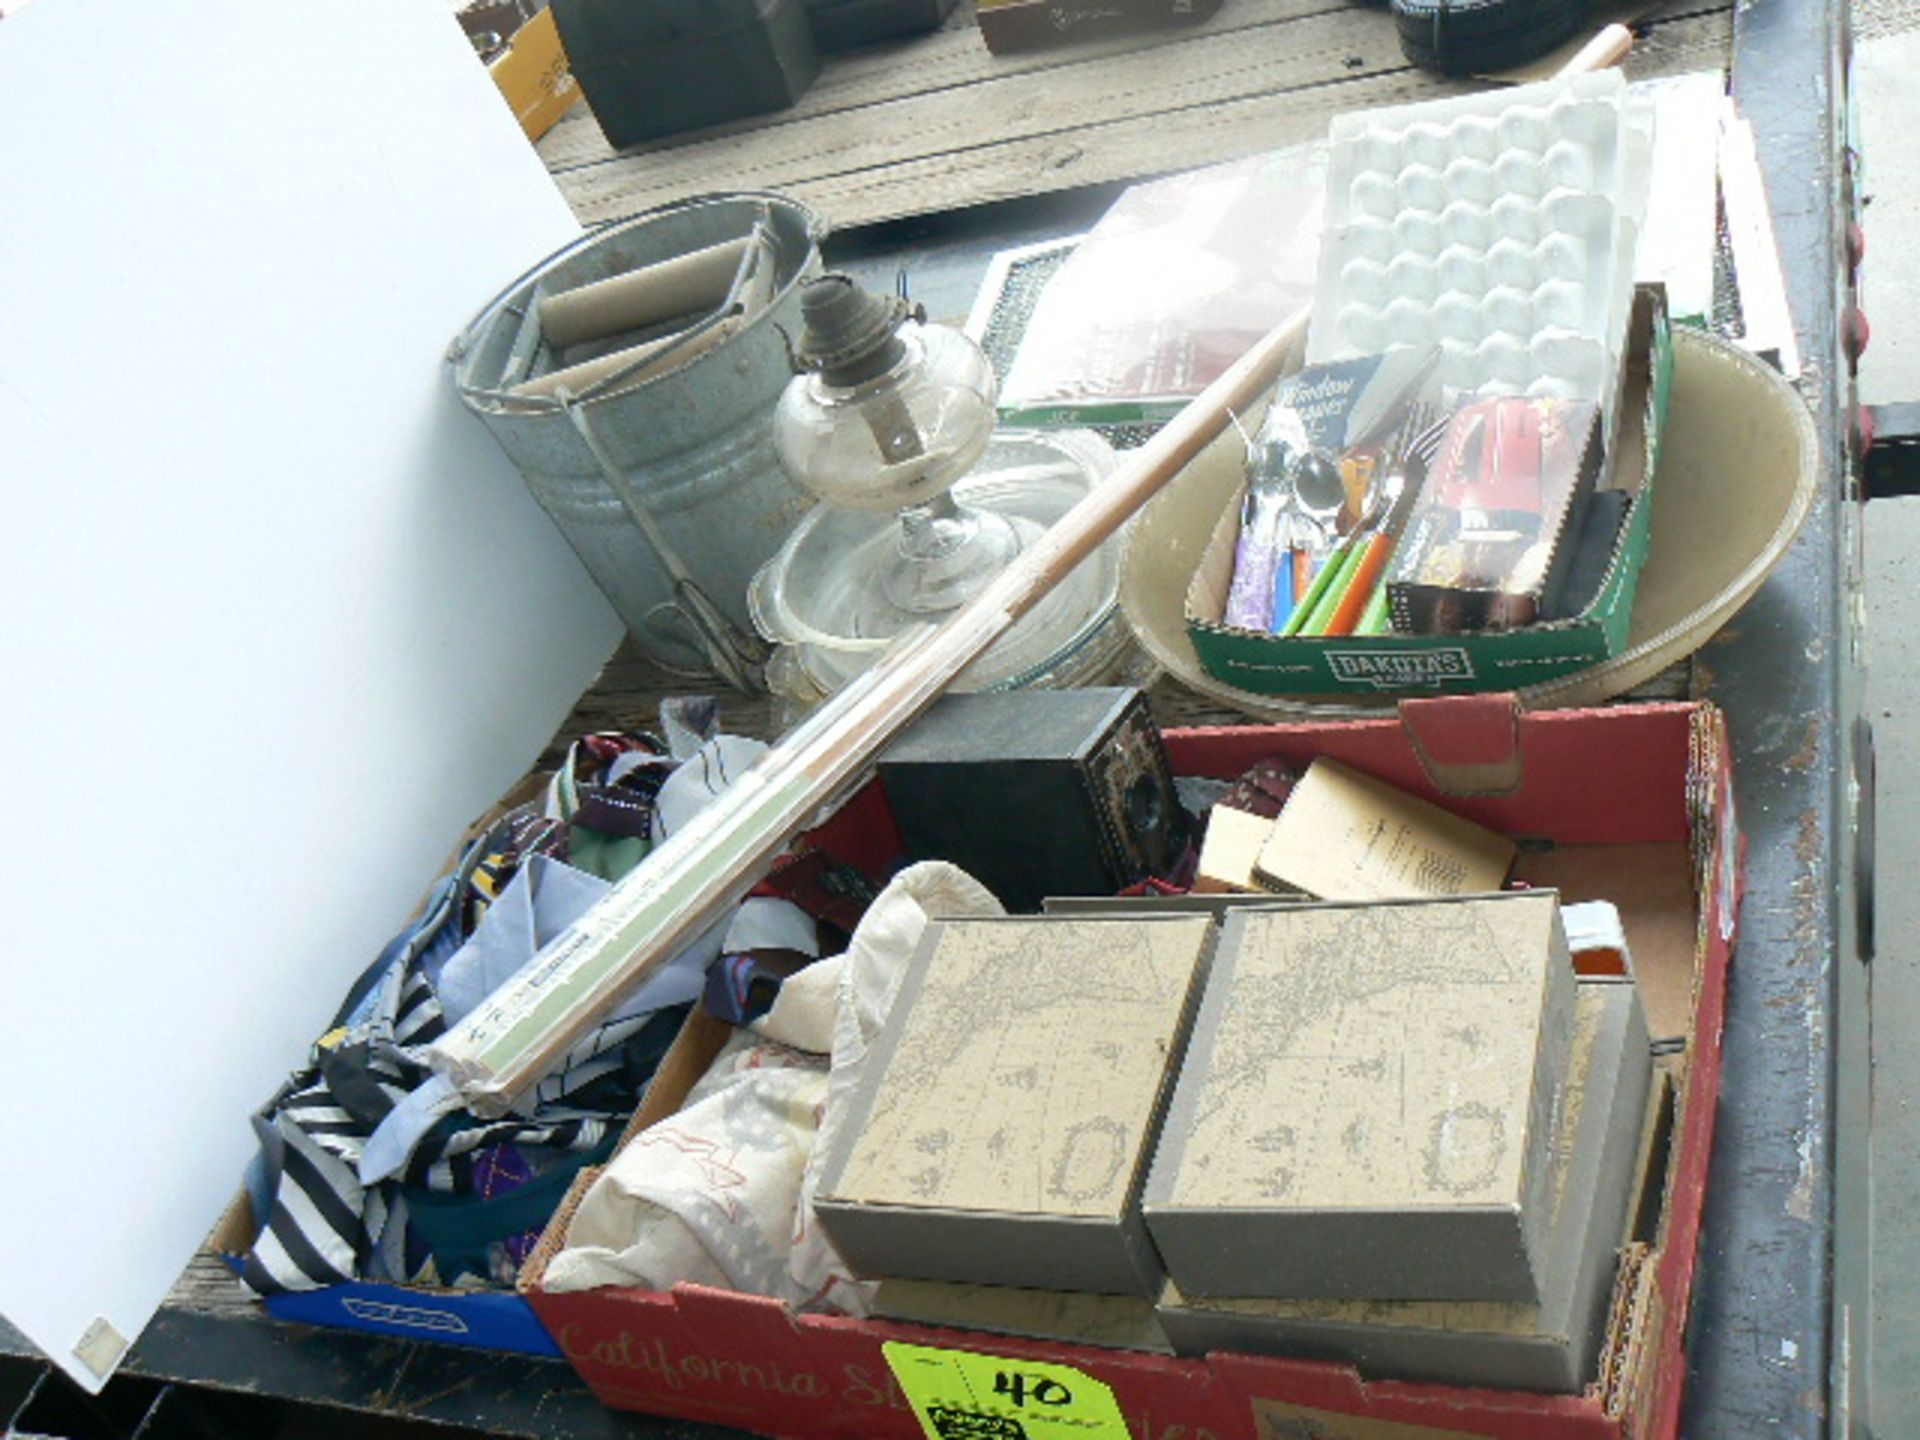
[0,0,619,1389]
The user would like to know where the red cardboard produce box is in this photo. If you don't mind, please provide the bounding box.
[521,696,1740,1440]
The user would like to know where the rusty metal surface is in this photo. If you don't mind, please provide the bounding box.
[1683,0,1860,1434]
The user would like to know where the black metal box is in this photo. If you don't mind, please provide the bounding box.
[877,687,1185,912]
[552,0,821,147]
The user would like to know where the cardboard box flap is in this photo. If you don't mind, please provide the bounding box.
[1399,694,1525,796]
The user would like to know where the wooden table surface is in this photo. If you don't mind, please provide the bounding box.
[535,0,1734,234]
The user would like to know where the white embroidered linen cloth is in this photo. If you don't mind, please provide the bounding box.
[543,862,1002,1307]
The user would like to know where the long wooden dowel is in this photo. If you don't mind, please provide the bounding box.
[431,308,1313,1113]
[431,30,1634,1113]
[1561,23,1634,76]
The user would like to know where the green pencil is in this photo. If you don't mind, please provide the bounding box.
[1302,542,1367,635]
[1358,584,1393,635]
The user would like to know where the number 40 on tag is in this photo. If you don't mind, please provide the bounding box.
[883,1341,1134,1440]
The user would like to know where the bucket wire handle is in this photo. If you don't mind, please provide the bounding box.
[637,601,746,682]
[557,394,772,693]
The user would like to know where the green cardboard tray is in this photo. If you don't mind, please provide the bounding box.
[1180,291,1672,698]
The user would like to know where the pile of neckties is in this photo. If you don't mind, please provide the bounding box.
[240,715,823,1294]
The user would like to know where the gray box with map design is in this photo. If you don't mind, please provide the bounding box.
[813,915,1217,1296]
[1154,978,1653,1392]
[1143,892,1576,1302]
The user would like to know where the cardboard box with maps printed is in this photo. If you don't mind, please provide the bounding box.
[1157,976,1654,1392]
[815,914,1216,1295]
[1144,891,1576,1302]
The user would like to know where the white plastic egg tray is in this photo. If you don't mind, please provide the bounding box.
[1307,72,1654,412]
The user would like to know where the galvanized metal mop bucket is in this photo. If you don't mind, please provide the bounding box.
[448,193,823,685]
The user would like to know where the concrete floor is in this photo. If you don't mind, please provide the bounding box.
[1855,24,1920,1438]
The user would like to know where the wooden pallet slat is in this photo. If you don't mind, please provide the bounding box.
[544,5,1733,231]
[536,0,1345,172]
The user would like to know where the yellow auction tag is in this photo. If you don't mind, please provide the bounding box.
[883,1341,1134,1440]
